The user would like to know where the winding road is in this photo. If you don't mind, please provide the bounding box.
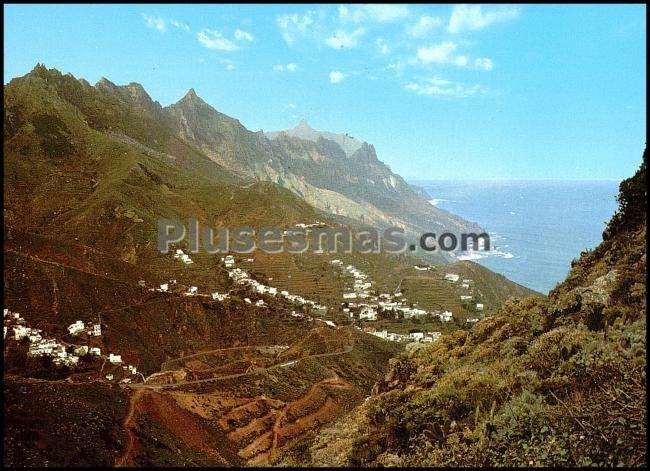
[127,345,354,391]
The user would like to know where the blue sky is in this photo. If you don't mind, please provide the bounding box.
[4,4,646,180]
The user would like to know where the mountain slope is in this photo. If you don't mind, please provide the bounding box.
[289,150,647,467]
[3,64,541,467]
[163,87,482,263]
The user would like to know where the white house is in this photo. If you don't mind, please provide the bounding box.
[476,303,484,311]
[160,283,169,292]
[255,300,265,307]
[460,295,473,301]
[244,298,252,304]
[359,306,377,321]
[92,324,102,336]
[188,286,198,295]
[444,273,460,283]
[109,353,122,364]
[68,320,85,336]
[90,347,101,356]
[409,332,424,341]
[439,311,454,322]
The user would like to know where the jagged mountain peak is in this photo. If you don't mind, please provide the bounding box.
[267,120,364,157]
[179,87,202,103]
[294,119,313,132]
[95,76,118,89]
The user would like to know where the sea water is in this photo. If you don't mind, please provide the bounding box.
[413,180,620,294]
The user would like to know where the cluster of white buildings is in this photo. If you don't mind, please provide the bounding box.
[67,320,102,337]
[155,279,201,297]
[222,255,235,268]
[4,308,138,378]
[339,265,454,323]
[173,249,193,265]
[156,279,176,293]
[227,266,327,312]
[366,328,442,344]
[211,292,229,301]
[446,274,485,313]
[5,309,90,367]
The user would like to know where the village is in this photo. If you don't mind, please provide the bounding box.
[3,227,488,383]
[166,238,486,346]
[3,308,139,383]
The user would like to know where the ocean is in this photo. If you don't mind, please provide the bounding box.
[413,180,620,294]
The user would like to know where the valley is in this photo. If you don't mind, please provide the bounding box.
[3,63,642,468]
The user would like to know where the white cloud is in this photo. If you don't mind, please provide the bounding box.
[417,41,457,64]
[281,103,297,112]
[325,28,365,49]
[340,4,409,23]
[376,38,390,55]
[329,70,347,83]
[362,4,410,23]
[143,14,166,33]
[277,11,315,45]
[475,57,494,70]
[454,55,469,67]
[404,76,486,97]
[197,30,240,51]
[408,15,443,38]
[448,4,519,34]
[234,29,254,41]
[273,63,298,72]
[170,19,190,32]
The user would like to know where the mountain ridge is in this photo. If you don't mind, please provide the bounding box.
[11,64,482,264]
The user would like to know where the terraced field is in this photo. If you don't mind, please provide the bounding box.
[112,328,392,466]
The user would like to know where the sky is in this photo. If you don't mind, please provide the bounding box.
[3,4,646,180]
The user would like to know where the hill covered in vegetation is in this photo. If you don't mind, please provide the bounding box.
[286,150,647,467]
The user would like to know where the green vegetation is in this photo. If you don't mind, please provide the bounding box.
[291,153,647,467]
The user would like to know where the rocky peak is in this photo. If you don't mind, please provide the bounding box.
[294,119,313,132]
